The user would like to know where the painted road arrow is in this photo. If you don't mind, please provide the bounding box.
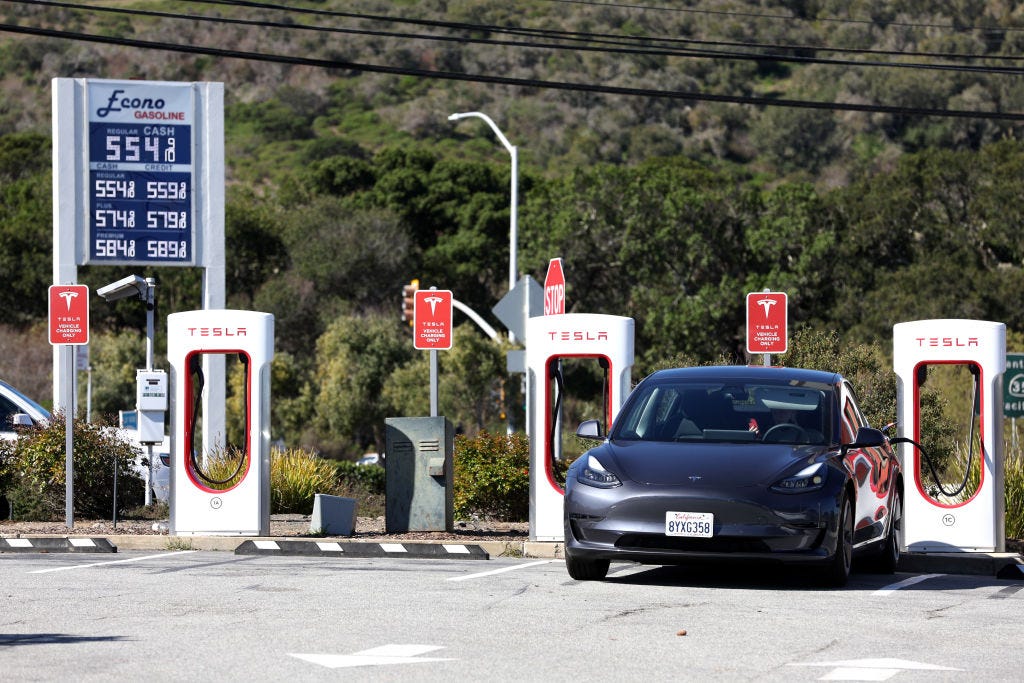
[789,657,961,680]
[290,644,454,669]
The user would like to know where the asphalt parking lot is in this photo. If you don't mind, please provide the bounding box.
[1,550,1022,681]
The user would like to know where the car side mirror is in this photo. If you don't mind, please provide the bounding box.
[12,413,33,428]
[576,419,604,440]
[840,426,885,456]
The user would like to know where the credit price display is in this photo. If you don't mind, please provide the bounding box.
[87,83,196,265]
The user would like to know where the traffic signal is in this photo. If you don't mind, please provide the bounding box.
[402,279,419,325]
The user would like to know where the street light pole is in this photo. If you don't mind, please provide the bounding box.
[448,111,519,335]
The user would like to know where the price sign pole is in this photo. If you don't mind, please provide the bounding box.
[49,284,90,529]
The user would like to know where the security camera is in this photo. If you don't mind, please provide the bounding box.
[97,274,149,302]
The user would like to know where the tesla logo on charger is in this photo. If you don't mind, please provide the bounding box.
[913,336,979,348]
[546,330,609,342]
[746,291,787,355]
[186,327,248,337]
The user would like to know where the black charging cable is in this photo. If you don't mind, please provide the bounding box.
[187,354,249,487]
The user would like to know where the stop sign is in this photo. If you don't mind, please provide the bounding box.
[543,258,565,316]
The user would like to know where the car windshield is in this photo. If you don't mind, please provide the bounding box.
[611,378,835,445]
[0,381,50,420]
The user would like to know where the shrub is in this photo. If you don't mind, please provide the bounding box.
[453,431,530,521]
[191,446,248,491]
[1004,450,1024,541]
[333,460,385,518]
[271,447,338,514]
[0,413,143,520]
[334,460,385,494]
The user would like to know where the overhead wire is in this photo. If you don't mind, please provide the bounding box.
[544,0,1024,34]
[7,0,1024,69]
[2,0,1024,120]
[197,0,1024,63]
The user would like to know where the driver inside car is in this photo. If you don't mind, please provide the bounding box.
[758,407,824,443]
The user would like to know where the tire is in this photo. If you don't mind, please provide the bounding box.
[821,495,853,587]
[565,553,610,581]
[873,491,902,574]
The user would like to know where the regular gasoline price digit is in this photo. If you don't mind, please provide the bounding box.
[105,134,176,163]
[94,178,136,198]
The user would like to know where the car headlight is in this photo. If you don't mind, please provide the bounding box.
[577,455,622,488]
[771,462,826,493]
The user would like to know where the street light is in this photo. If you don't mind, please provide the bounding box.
[97,275,156,371]
[449,112,521,435]
[448,112,519,325]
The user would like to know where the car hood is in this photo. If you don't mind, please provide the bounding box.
[593,439,828,487]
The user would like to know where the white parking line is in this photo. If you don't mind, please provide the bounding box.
[447,559,554,582]
[30,551,197,574]
[872,573,945,596]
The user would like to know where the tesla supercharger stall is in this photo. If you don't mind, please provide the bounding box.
[893,319,1006,553]
[168,309,274,536]
[526,313,634,541]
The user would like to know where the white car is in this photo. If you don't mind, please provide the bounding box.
[0,379,51,440]
[356,453,383,466]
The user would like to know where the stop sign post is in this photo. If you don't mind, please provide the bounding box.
[544,257,565,316]
[746,291,787,364]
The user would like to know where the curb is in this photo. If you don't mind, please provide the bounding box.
[235,539,490,559]
[77,535,564,559]
[0,537,117,553]
[898,551,1024,579]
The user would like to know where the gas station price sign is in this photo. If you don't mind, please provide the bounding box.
[86,81,196,265]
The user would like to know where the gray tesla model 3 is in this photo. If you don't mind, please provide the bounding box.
[563,365,903,586]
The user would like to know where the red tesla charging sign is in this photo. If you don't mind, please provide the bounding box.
[414,289,453,350]
[544,257,565,315]
[746,291,787,355]
[48,284,90,345]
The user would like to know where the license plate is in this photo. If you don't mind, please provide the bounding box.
[665,511,713,537]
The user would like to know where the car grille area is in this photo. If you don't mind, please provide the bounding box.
[616,533,772,554]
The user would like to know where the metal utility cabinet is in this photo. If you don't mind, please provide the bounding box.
[385,416,454,532]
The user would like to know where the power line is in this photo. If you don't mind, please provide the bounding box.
[7,0,1024,77]
[2,20,1023,121]
[544,0,1023,34]
[195,0,1024,63]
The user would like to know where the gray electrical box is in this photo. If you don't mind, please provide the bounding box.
[385,416,454,532]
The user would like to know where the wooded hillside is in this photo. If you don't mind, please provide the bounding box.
[2,1,1023,455]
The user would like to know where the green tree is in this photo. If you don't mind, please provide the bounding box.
[0,133,51,325]
[312,313,414,456]
[281,198,414,313]
[225,189,288,308]
[89,329,148,421]
[383,324,507,434]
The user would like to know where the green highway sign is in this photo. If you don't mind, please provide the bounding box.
[1005,353,1024,418]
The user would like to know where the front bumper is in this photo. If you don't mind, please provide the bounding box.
[564,481,842,566]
